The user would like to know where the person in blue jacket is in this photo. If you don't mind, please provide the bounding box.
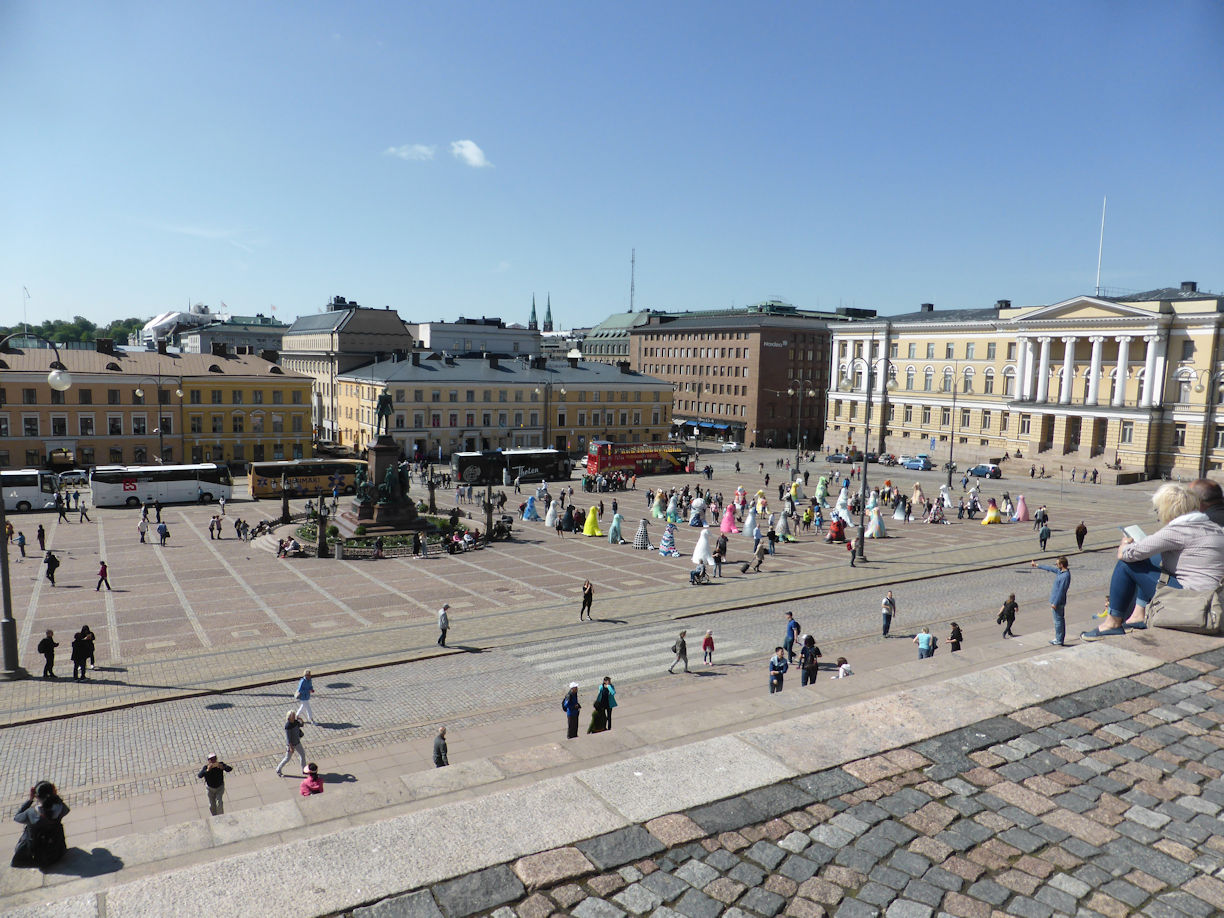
[783,612,801,662]
[1031,556,1071,646]
[769,647,789,694]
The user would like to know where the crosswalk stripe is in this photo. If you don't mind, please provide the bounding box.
[511,622,707,656]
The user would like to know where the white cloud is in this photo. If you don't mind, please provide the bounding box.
[495,260,511,273]
[385,144,436,161]
[450,139,492,168]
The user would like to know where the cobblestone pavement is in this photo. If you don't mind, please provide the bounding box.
[346,647,1224,918]
[0,556,1115,809]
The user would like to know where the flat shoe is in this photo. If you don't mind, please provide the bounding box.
[1080,627,1127,641]
[1123,621,1148,630]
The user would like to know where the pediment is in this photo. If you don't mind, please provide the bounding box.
[1015,296,1163,322]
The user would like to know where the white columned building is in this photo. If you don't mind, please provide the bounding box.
[1087,336,1104,405]
[1113,336,1131,406]
[1035,337,1052,402]
[1059,337,1076,405]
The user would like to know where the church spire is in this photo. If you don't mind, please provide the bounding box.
[543,294,553,332]
[528,294,538,331]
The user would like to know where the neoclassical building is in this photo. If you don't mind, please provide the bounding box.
[825,283,1224,477]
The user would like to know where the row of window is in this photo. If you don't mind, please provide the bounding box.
[0,386,304,407]
[344,409,663,429]
[676,400,747,417]
[0,414,307,438]
[642,347,754,360]
[343,386,661,404]
[641,364,750,379]
[0,442,304,469]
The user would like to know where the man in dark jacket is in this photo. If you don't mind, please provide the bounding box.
[197,753,233,815]
[433,726,449,767]
[562,683,581,738]
[37,629,58,678]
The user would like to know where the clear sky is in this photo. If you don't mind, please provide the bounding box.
[2,1,1222,330]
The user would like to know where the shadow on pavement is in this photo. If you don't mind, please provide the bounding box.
[45,846,124,878]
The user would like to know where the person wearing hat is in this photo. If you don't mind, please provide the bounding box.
[562,682,581,739]
[197,753,233,816]
[437,604,450,647]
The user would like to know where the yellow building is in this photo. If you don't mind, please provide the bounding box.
[825,283,1224,477]
[0,339,313,469]
[336,352,672,457]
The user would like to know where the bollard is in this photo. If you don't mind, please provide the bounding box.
[334,539,344,561]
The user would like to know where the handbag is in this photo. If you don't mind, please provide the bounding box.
[1146,583,1224,634]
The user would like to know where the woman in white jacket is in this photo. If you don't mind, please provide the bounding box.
[1082,483,1224,640]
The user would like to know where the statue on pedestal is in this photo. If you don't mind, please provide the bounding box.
[375,389,394,438]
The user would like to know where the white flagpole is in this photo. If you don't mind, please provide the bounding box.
[1095,196,1107,296]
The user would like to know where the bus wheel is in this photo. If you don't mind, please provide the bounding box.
[16,501,31,512]
[125,497,140,508]
[201,492,214,503]
[344,486,354,495]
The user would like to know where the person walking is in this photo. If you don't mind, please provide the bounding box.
[275,711,307,776]
[562,683,581,739]
[579,580,594,621]
[14,531,25,560]
[43,551,59,586]
[300,763,324,796]
[156,521,169,546]
[1038,522,1051,552]
[881,590,896,637]
[10,781,70,870]
[668,630,689,673]
[701,630,715,666]
[751,539,768,572]
[1075,521,1088,551]
[1032,556,1071,646]
[77,498,90,522]
[70,631,90,681]
[154,499,163,522]
[35,524,45,553]
[997,593,1018,638]
[783,612,800,663]
[948,622,963,652]
[433,727,449,767]
[137,518,148,543]
[914,627,935,659]
[769,647,788,694]
[95,561,111,591]
[55,493,69,523]
[437,604,450,647]
[197,753,233,815]
[294,670,316,724]
[799,635,822,686]
[37,630,58,678]
[78,625,96,670]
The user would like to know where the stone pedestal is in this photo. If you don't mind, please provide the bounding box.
[350,435,427,532]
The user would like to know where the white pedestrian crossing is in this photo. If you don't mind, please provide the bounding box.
[506,621,760,687]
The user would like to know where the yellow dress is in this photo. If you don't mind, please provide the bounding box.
[584,506,604,537]
[981,502,1003,525]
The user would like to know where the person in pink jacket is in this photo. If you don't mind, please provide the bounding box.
[300,762,324,796]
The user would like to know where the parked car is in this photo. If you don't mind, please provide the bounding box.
[825,453,850,464]
[904,457,933,471]
[58,470,89,486]
[898,455,914,465]
[879,454,898,466]
[967,463,1002,479]
[865,452,879,463]
[720,441,742,452]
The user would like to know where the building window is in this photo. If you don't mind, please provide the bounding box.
[79,416,94,436]
[1174,423,1186,448]
[921,407,931,425]
[79,447,93,465]
[272,390,283,404]
[905,368,915,390]
[251,415,264,434]
[907,343,916,359]
[109,447,123,463]
[51,416,67,436]
[1002,371,1015,397]
[1007,342,1016,360]
[252,390,264,405]
[1215,427,1224,450]
[981,410,991,430]
[212,416,224,434]
[232,391,244,405]
[190,390,202,404]
[108,416,123,435]
[987,343,996,360]
[133,446,147,464]
[903,405,913,423]
[889,343,898,358]
[942,369,953,392]
[25,449,41,466]
[290,416,301,433]
[0,417,7,437]
[923,369,934,391]
[1177,378,1192,403]
[190,416,203,433]
[983,370,995,395]
[449,413,459,427]
[292,390,303,404]
[22,389,36,405]
[925,343,934,359]
[48,389,64,405]
[232,416,245,433]
[211,390,223,404]
[941,407,951,426]
[77,390,94,406]
[945,343,954,359]
[965,343,976,360]
[432,413,442,427]
[1019,414,1031,435]
[133,416,147,435]
[962,369,973,393]
[960,408,971,428]
[1000,412,1008,432]
[1182,340,1195,361]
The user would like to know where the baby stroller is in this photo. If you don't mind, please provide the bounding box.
[689,563,710,585]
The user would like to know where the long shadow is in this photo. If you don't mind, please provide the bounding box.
[315,721,360,730]
[320,772,358,785]
[592,618,628,624]
[43,846,124,878]
[451,645,484,654]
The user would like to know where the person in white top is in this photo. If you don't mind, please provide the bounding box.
[881,591,897,638]
[831,656,853,679]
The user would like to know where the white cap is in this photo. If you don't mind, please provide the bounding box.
[207,753,217,760]
[569,682,579,688]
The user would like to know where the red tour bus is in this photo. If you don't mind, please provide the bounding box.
[586,441,689,475]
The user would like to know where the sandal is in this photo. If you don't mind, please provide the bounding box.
[1080,627,1128,641]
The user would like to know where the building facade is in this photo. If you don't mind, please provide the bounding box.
[335,353,673,458]
[280,296,415,442]
[0,339,313,469]
[412,317,540,356]
[628,303,876,448]
[825,283,1224,476]
[179,314,289,354]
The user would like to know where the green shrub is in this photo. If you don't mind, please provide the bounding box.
[354,524,367,536]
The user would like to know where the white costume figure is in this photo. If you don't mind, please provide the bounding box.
[911,483,925,506]
[691,528,715,566]
[790,476,806,502]
[544,500,559,529]
[866,489,878,510]
[688,497,707,527]
[938,483,953,508]
[777,512,797,542]
[835,485,850,520]
[866,505,887,539]
[743,506,759,540]
[665,493,679,523]
[892,500,907,521]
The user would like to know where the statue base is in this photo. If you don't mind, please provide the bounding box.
[348,435,426,531]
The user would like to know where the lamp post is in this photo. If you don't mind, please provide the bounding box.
[787,379,817,466]
[0,333,73,680]
[534,377,566,452]
[946,361,961,489]
[839,356,895,562]
[134,370,184,464]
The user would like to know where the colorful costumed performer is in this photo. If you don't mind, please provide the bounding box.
[981,498,1003,525]
[651,491,667,519]
[790,476,806,502]
[720,505,740,533]
[522,496,541,521]
[743,506,759,541]
[814,476,829,508]
[584,506,604,537]
[893,499,907,521]
[659,523,680,557]
[665,493,680,523]
[777,512,797,542]
[911,483,925,506]
[938,484,953,508]
[633,518,652,550]
[561,506,576,531]
[866,505,887,539]
[688,497,707,527]
[608,512,625,544]
[1013,494,1030,523]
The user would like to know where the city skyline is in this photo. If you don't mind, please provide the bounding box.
[2,1,1221,328]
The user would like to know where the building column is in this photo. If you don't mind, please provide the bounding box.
[1113,336,1132,406]
[1059,337,1076,405]
[1021,338,1037,400]
[1015,337,1029,400]
[1141,335,1158,407]
[829,341,842,392]
[1035,337,1052,403]
[1151,334,1169,404]
[1087,336,1104,405]
[861,340,871,394]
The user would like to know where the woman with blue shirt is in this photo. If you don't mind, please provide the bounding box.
[913,627,935,659]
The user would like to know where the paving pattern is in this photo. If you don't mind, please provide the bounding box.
[347,649,1224,918]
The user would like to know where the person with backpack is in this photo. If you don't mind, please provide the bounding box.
[37,630,58,679]
[997,594,1018,638]
[43,552,60,586]
[10,782,70,869]
[799,635,822,686]
[562,683,581,739]
[588,676,616,733]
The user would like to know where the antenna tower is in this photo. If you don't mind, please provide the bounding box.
[628,249,635,313]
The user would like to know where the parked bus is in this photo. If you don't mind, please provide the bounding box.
[248,459,365,499]
[586,441,688,476]
[0,469,59,512]
[90,463,234,507]
[451,448,573,486]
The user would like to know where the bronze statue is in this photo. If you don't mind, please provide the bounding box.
[375,389,394,437]
[383,463,398,502]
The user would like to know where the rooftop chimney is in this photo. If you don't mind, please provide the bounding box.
[618,360,631,374]
[1181,281,1198,294]
[567,356,579,369]
[488,355,499,369]
[411,352,421,366]
[995,299,1011,310]
[259,348,279,363]
[95,338,114,355]
[920,303,934,313]
[156,339,168,355]
[211,342,227,357]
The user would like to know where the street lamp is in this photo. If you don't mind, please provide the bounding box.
[135,371,184,464]
[945,361,962,489]
[839,356,895,562]
[533,378,566,452]
[0,333,73,680]
[787,379,817,466]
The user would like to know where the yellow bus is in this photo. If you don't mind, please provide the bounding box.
[248,459,366,499]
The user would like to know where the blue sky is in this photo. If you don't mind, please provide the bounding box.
[2,1,1222,329]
